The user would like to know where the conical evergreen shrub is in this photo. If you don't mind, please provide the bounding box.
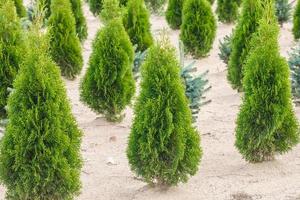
[293,0,300,39]
[216,0,238,23]
[127,37,201,186]
[180,0,216,58]
[235,3,299,163]
[166,0,184,29]
[0,0,24,119]
[123,0,153,52]
[70,0,88,41]
[0,30,82,199]
[100,0,123,24]
[227,0,263,90]
[48,0,83,79]
[80,19,135,121]
[89,0,103,15]
[12,0,26,18]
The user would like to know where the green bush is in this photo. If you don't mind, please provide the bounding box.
[275,0,291,27]
[227,0,263,90]
[40,0,87,41]
[127,38,201,186]
[48,0,83,79]
[235,3,299,163]
[0,30,82,200]
[12,0,26,17]
[0,0,24,119]
[293,0,300,39]
[166,0,184,29]
[70,0,88,41]
[123,0,153,52]
[100,0,123,24]
[216,0,238,23]
[89,0,103,15]
[180,0,216,58]
[80,19,135,121]
[144,0,166,13]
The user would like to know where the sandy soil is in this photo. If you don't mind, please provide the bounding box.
[0,1,300,200]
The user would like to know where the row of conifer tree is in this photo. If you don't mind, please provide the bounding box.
[0,0,300,199]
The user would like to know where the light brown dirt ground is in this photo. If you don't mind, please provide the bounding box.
[0,1,299,200]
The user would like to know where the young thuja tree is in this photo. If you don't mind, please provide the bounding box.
[127,37,201,186]
[227,0,263,90]
[275,0,291,27]
[235,3,299,163]
[0,0,24,119]
[80,19,135,122]
[12,0,26,18]
[166,0,184,29]
[0,30,82,200]
[180,0,216,58]
[123,0,153,52]
[48,0,83,79]
[70,0,88,41]
[89,0,103,15]
[216,0,238,23]
[144,0,166,13]
[219,34,232,65]
[288,44,300,103]
[293,0,300,39]
[100,0,123,24]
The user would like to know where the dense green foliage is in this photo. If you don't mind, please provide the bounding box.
[0,31,82,200]
[42,0,51,18]
[119,0,128,5]
[166,0,184,29]
[0,1,24,119]
[89,0,103,15]
[144,0,166,12]
[275,0,291,26]
[48,0,83,79]
[288,44,300,100]
[80,19,135,121]
[70,0,88,41]
[219,34,232,65]
[12,0,26,17]
[227,0,263,90]
[180,0,216,58]
[293,0,300,39]
[127,38,201,186]
[100,0,123,24]
[216,0,238,23]
[123,0,153,51]
[236,4,299,163]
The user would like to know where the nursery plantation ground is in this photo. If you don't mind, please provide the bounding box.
[0,0,300,200]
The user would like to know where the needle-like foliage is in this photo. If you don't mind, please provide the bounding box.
[293,0,300,39]
[216,0,238,23]
[166,0,184,29]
